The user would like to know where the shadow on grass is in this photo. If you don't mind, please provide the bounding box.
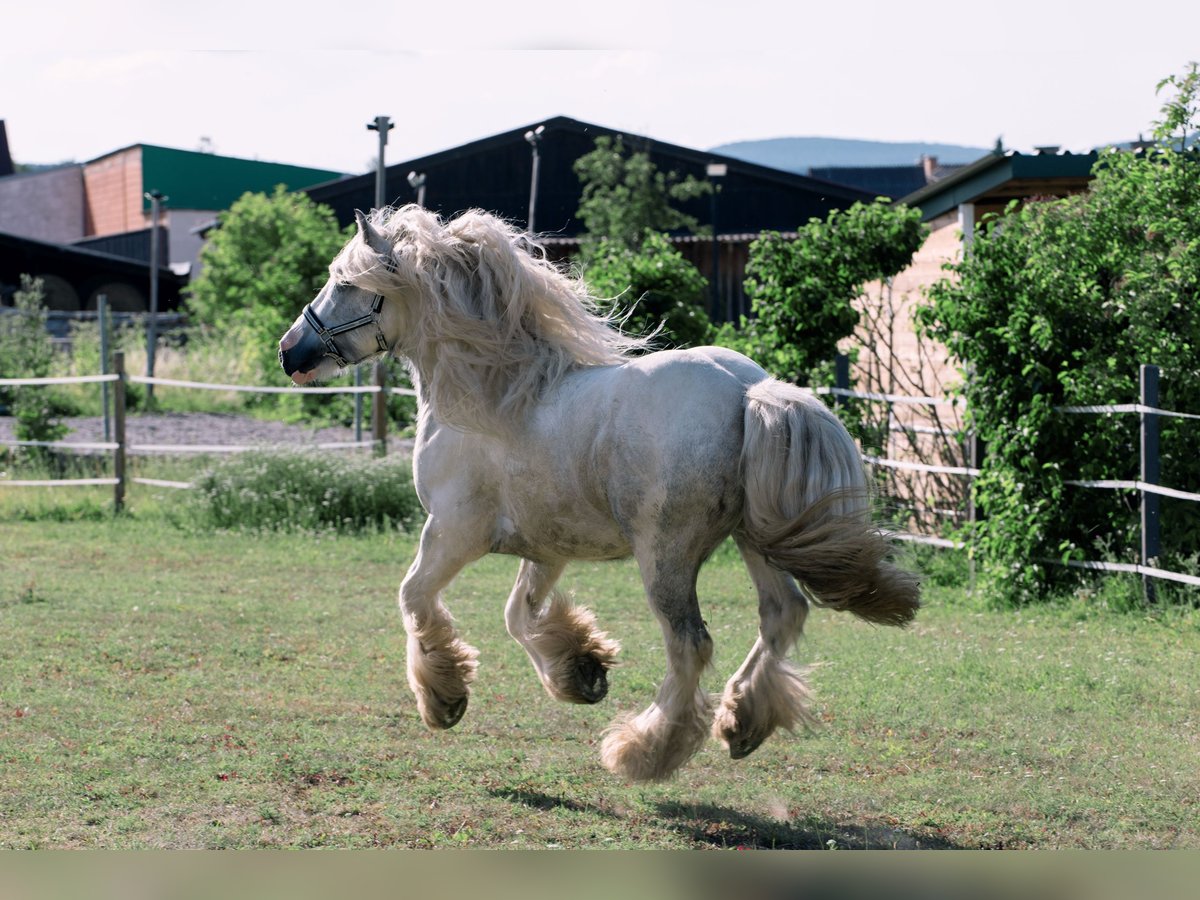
[489,788,618,818]
[490,789,962,849]
[654,801,963,850]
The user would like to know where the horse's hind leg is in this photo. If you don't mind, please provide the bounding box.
[504,559,620,704]
[400,517,486,730]
[712,536,816,760]
[600,552,713,782]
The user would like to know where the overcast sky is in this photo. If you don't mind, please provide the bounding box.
[6,2,1199,175]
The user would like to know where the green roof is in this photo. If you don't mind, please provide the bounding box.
[139,145,345,211]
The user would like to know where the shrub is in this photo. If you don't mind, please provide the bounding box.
[917,65,1200,604]
[0,277,72,461]
[717,200,925,386]
[184,448,422,534]
[583,232,713,348]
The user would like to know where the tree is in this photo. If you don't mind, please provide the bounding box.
[186,186,351,380]
[573,136,715,347]
[573,135,711,256]
[582,232,713,348]
[720,200,925,386]
[917,64,1200,604]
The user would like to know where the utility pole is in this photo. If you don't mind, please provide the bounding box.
[144,190,166,407]
[367,116,394,210]
[363,116,394,446]
[524,125,545,233]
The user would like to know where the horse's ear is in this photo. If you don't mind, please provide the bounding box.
[355,209,391,255]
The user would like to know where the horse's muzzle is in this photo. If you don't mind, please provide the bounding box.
[278,325,325,379]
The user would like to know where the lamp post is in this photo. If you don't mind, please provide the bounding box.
[407,171,426,207]
[144,189,167,406]
[705,163,727,321]
[524,125,545,233]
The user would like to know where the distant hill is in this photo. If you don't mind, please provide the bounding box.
[709,137,993,174]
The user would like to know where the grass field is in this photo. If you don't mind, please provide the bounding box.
[2,515,1198,849]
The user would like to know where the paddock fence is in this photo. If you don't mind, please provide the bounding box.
[811,363,1200,595]
[4,355,1197,595]
[1,350,417,507]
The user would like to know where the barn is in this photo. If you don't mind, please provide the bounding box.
[305,116,875,321]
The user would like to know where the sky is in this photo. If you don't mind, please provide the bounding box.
[5,2,1200,176]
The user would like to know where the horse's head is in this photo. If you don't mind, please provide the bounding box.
[279,209,402,385]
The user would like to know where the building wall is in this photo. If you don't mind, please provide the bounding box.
[83,147,145,236]
[841,211,969,527]
[0,166,85,243]
[846,211,963,399]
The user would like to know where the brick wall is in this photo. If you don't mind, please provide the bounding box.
[83,147,144,236]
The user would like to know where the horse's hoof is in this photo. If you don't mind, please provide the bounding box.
[434,696,465,729]
[574,654,609,704]
[716,722,772,760]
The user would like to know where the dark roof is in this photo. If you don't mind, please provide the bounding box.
[306,115,876,237]
[899,149,1099,220]
[807,165,930,199]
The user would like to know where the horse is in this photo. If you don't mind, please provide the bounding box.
[278,205,920,782]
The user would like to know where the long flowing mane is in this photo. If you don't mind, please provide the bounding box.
[331,205,646,432]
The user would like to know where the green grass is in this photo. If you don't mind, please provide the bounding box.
[1,519,1198,849]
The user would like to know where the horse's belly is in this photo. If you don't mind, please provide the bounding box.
[492,512,632,564]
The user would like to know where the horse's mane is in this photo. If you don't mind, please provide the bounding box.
[330,205,647,434]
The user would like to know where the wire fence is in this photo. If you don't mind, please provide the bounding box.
[4,357,1196,593]
[812,365,1199,593]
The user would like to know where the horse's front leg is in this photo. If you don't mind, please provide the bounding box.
[504,559,619,704]
[400,516,488,730]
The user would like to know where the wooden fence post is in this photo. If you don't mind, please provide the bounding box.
[112,350,127,512]
[371,362,388,457]
[1140,364,1161,603]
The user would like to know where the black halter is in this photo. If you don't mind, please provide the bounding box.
[301,292,389,368]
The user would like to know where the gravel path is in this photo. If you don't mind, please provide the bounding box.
[0,412,413,454]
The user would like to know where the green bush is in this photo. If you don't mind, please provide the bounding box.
[917,65,1200,604]
[183,448,423,534]
[0,276,74,462]
[583,232,713,348]
[717,199,924,386]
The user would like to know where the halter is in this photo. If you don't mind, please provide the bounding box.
[301,293,389,368]
[300,255,396,368]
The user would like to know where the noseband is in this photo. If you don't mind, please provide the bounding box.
[301,292,390,369]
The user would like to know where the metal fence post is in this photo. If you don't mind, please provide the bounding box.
[833,353,850,409]
[112,350,127,512]
[1140,364,1161,603]
[372,363,388,457]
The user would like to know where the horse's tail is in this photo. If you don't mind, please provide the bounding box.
[739,378,920,626]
